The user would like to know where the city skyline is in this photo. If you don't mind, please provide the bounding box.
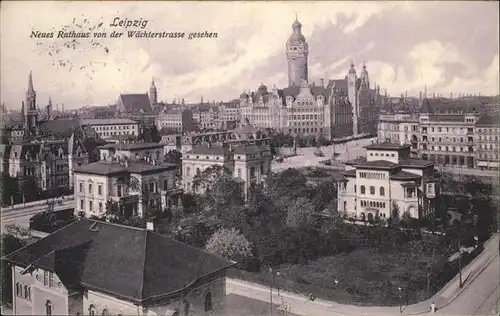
[1,1,499,110]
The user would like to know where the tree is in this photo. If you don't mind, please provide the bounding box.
[266,168,308,208]
[1,233,26,305]
[164,150,182,165]
[391,201,401,223]
[205,228,253,261]
[286,197,317,228]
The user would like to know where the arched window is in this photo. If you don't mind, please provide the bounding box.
[204,292,213,311]
[360,186,366,194]
[343,201,347,211]
[101,309,109,316]
[370,186,375,195]
[15,282,21,296]
[45,300,52,316]
[89,304,96,316]
[24,285,30,300]
[186,167,191,176]
[380,187,385,196]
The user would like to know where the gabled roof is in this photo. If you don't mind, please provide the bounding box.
[4,220,234,304]
[119,94,152,113]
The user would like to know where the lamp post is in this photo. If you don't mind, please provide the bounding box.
[269,267,273,316]
[276,271,281,296]
[398,287,402,313]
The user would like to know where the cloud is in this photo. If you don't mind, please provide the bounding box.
[0,1,498,110]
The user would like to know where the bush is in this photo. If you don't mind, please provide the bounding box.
[30,210,77,233]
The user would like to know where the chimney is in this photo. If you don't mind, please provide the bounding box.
[146,221,154,231]
[320,78,324,87]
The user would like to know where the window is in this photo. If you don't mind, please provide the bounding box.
[49,272,54,287]
[24,286,31,300]
[80,199,84,210]
[205,292,213,311]
[186,167,191,176]
[237,169,242,178]
[44,270,49,286]
[45,300,52,316]
[354,185,356,193]
[88,183,93,194]
[79,183,83,193]
[99,202,103,213]
[196,168,201,175]
[117,184,122,197]
[98,185,102,195]
[370,186,375,195]
[360,186,366,194]
[89,201,93,212]
[16,282,21,296]
[380,187,385,196]
[89,304,96,316]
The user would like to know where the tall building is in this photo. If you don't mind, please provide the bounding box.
[239,18,381,139]
[149,78,158,106]
[287,16,308,86]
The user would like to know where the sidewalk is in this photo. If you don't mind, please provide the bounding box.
[227,233,499,316]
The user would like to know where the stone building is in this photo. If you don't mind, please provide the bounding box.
[73,159,179,218]
[181,122,272,200]
[5,219,234,316]
[79,118,140,140]
[239,17,382,139]
[337,142,439,222]
[475,113,499,170]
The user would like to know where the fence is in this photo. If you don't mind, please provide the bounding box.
[6,195,74,210]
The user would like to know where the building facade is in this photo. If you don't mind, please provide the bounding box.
[73,159,179,218]
[79,118,140,139]
[5,219,234,316]
[337,143,439,222]
[156,108,196,134]
[239,18,381,139]
[378,98,481,168]
[475,113,499,170]
[182,123,272,200]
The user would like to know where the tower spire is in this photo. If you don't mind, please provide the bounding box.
[28,70,34,93]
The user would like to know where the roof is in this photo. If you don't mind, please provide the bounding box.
[355,160,399,170]
[186,144,230,156]
[428,114,465,123]
[80,118,138,126]
[99,142,163,151]
[343,169,356,177]
[399,159,434,168]
[281,85,329,99]
[3,220,234,304]
[476,113,498,126]
[74,161,177,176]
[38,120,80,136]
[233,144,266,156]
[344,157,367,165]
[119,94,152,113]
[364,142,411,150]
[390,170,422,180]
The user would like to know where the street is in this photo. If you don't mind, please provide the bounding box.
[1,199,74,230]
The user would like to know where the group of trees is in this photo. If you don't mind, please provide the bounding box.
[266,129,332,155]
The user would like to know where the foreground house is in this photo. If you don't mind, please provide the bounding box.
[337,142,440,221]
[4,219,234,315]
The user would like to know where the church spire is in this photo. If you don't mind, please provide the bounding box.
[28,70,34,94]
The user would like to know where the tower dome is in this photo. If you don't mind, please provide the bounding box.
[286,15,309,87]
[348,61,356,74]
[287,17,306,46]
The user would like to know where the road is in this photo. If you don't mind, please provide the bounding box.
[1,199,74,230]
[227,234,500,316]
[272,138,374,172]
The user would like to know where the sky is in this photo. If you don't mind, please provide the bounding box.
[1,1,499,110]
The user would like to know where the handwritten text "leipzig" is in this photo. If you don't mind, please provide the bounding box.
[109,18,149,29]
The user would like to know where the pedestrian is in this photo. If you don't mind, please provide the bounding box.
[430,302,436,313]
